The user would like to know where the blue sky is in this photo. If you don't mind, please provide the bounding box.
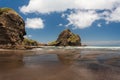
[0,0,120,46]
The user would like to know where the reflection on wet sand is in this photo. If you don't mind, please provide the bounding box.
[0,49,120,80]
[57,53,80,64]
[0,51,24,69]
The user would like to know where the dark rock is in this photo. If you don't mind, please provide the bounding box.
[0,8,26,48]
[49,29,81,46]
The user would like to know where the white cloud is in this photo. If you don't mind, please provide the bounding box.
[58,23,63,26]
[20,0,75,14]
[24,35,32,38]
[28,35,32,38]
[106,7,120,22]
[106,21,110,24]
[20,0,120,29]
[25,18,44,29]
[61,13,66,18]
[20,0,120,14]
[97,23,102,27]
[67,11,99,29]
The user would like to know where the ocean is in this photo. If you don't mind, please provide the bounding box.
[0,46,120,80]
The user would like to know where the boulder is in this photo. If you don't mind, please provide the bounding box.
[0,8,26,48]
[49,29,81,46]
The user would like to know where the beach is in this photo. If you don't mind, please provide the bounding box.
[0,46,120,80]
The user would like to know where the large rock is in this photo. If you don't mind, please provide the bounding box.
[49,29,81,46]
[0,8,26,48]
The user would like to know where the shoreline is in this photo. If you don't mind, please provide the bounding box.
[1,45,120,50]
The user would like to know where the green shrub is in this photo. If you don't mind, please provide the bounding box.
[22,38,38,46]
[48,41,58,46]
[0,8,11,14]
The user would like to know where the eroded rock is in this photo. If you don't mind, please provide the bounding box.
[48,29,81,46]
[0,8,26,48]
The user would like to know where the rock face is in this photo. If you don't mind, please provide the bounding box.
[0,8,26,48]
[49,29,81,46]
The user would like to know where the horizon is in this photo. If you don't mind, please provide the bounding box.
[0,0,120,46]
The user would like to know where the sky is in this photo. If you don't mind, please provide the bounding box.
[0,0,120,46]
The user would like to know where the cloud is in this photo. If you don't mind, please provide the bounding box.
[25,18,44,29]
[28,35,32,38]
[106,7,120,22]
[24,35,32,38]
[97,23,102,27]
[20,0,120,14]
[106,21,110,24]
[66,8,120,29]
[58,23,63,26]
[67,10,99,29]
[20,0,120,29]
[20,0,75,14]
[61,13,67,18]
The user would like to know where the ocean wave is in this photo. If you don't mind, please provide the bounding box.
[31,46,120,51]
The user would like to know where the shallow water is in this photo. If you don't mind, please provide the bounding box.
[0,47,120,80]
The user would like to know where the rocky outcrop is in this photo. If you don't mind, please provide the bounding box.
[48,29,81,46]
[0,8,26,48]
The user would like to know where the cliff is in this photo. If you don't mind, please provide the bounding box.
[0,8,26,48]
[48,29,81,46]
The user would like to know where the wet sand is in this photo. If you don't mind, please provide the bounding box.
[0,48,120,80]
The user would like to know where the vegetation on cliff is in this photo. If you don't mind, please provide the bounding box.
[0,8,13,13]
[22,38,38,46]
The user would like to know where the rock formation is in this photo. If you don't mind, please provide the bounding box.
[0,8,26,48]
[48,29,81,46]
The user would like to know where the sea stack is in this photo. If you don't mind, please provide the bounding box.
[49,29,81,46]
[0,8,26,48]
